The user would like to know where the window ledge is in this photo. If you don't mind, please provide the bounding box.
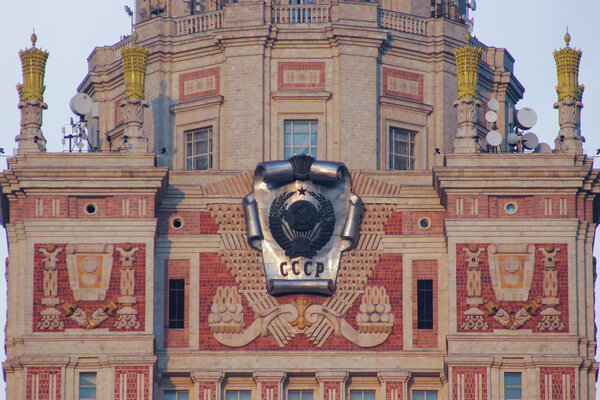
[272,90,331,101]
[379,96,433,115]
[170,95,224,114]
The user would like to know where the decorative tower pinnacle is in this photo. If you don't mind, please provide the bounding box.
[553,32,584,154]
[452,32,482,154]
[119,32,150,153]
[16,33,48,154]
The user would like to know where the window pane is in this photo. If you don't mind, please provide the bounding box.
[301,392,313,400]
[350,392,363,400]
[80,373,96,385]
[417,279,433,329]
[195,140,208,155]
[310,132,318,146]
[412,392,424,400]
[239,391,252,400]
[165,392,177,400]
[288,391,300,400]
[504,373,521,386]
[80,387,96,399]
[425,392,437,400]
[294,121,310,132]
[293,132,309,147]
[179,393,190,400]
[226,392,238,400]
[363,392,375,400]
[504,388,521,399]
[284,148,292,159]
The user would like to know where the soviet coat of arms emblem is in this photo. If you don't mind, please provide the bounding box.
[243,155,363,295]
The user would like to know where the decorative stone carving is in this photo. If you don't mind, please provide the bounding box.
[487,244,535,301]
[208,286,244,334]
[461,244,488,330]
[65,244,114,301]
[452,97,482,154]
[113,243,141,330]
[37,244,63,330]
[114,307,141,329]
[63,301,117,329]
[537,244,565,330]
[37,308,63,330]
[483,298,540,330]
[119,97,149,153]
[461,307,487,330]
[356,286,394,333]
[16,99,47,154]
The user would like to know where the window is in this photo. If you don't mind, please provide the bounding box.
[226,391,252,400]
[186,127,212,170]
[169,279,185,329]
[79,372,96,400]
[350,391,375,400]
[389,128,416,170]
[284,121,317,159]
[412,391,437,400]
[504,373,522,399]
[165,391,190,400]
[417,279,433,329]
[288,390,313,400]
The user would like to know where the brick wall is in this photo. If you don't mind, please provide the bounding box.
[114,366,151,400]
[452,367,486,400]
[26,367,61,400]
[157,210,219,235]
[539,367,575,400]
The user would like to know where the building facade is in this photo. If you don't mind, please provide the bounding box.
[1,0,598,399]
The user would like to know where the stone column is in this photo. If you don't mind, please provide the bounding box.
[315,372,348,400]
[253,371,286,400]
[452,33,482,154]
[553,33,584,154]
[120,32,150,153]
[16,33,48,154]
[191,371,224,400]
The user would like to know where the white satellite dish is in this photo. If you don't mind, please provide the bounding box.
[522,132,539,150]
[507,132,519,145]
[488,99,499,111]
[533,143,552,154]
[516,107,537,130]
[485,110,498,123]
[70,93,93,117]
[486,130,502,147]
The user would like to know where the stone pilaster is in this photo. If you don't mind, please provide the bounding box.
[315,372,348,400]
[191,371,225,400]
[253,371,286,400]
[452,96,481,154]
[120,97,149,153]
[377,371,410,400]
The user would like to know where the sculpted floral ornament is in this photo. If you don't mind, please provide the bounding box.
[62,301,117,329]
[209,285,394,348]
[461,244,487,330]
[537,244,565,330]
[37,244,64,330]
[114,243,141,330]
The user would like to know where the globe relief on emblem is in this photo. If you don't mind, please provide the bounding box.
[243,155,363,296]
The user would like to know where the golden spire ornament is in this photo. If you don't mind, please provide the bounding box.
[17,32,49,102]
[121,32,149,100]
[553,32,584,101]
[454,32,482,100]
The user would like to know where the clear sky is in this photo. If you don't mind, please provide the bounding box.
[0,0,598,397]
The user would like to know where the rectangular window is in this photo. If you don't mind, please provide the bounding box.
[389,127,416,170]
[417,279,433,329]
[168,279,185,329]
[284,120,318,159]
[504,372,522,399]
[165,391,190,400]
[350,391,375,400]
[79,372,96,400]
[226,391,252,400]
[288,390,313,400]
[186,127,212,170]
[412,391,437,400]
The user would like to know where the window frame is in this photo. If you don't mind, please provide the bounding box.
[168,278,186,329]
[283,120,319,160]
[503,372,522,400]
[164,390,191,400]
[78,371,97,400]
[411,390,438,400]
[389,127,417,171]
[416,279,434,330]
[185,126,213,171]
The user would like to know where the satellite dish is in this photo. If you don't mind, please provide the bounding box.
[522,132,539,150]
[507,133,519,145]
[516,107,537,129]
[533,143,552,154]
[488,99,499,111]
[486,130,502,147]
[70,93,93,117]
[485,110,498,123]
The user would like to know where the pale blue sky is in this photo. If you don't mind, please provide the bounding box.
[0,0,598,397]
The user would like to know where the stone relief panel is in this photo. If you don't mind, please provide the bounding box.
[33,243,146,332]
[456,243,569,333]
[196,201,405,350]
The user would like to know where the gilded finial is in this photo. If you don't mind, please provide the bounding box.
[132,31,138,44]
[121,36,149,100]
[454,33,482,99]
[17,35,49,102]
[554,32,583,101]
